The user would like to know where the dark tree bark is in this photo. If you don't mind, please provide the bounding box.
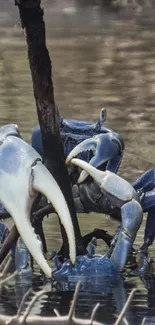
[0,226,19,264]
[15,0,86,257]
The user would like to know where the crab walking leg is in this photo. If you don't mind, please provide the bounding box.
[110,200,143,271]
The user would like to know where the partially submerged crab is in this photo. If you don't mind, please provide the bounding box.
[0,122,154,281]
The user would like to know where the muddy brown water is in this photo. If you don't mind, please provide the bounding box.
[0,1,155,324]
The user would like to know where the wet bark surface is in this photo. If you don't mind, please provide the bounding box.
[15,0,86,257]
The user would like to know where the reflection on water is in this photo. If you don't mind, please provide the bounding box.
[1,273,155,324]
[0,1,155,324]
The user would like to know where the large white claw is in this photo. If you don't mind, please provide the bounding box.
[32,162,76,266]
[0,136,76,277]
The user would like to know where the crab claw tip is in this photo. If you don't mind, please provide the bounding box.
[65,156,71,165]
[71,158,104,186]
[77,170,89,184]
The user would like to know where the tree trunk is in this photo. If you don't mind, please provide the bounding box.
[15,0,86,257]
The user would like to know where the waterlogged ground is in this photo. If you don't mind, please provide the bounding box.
[0,1,155,324]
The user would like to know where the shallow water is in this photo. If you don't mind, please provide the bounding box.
[0,1,155,324]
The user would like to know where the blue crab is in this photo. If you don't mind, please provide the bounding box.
[0,124,154,281]
[11,159,144,282]
[29,108,124,258]
[31,108,124,184]
[0,123,140,281]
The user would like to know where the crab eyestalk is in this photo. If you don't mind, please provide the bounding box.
[0,136,76,277]
[95,107,107,129]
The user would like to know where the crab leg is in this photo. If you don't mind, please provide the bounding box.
[110,200,142,271]
[132,168,155,192]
